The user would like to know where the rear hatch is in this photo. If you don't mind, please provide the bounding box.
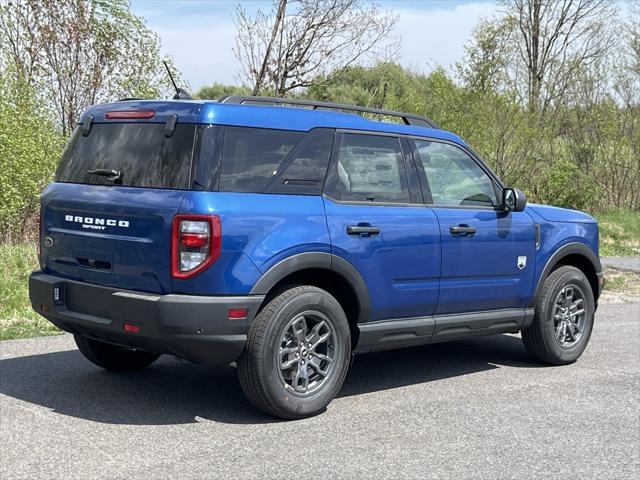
[41,104,199,293]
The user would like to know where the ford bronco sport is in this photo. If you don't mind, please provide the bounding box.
[29,96,603,419]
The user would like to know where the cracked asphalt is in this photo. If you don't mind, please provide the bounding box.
[1,298,638,479]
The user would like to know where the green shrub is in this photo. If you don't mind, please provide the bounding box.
[0,78,64,242]
[0,242,60,340]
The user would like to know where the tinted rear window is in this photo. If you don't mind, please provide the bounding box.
[55,123,196,189]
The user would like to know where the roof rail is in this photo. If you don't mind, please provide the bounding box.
[218,95,439,129]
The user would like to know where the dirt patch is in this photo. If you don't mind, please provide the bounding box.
[600,268,640,303]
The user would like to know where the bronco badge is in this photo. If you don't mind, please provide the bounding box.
[517,256,527,270]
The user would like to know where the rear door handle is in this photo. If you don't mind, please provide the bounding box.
[449,225,477,236]
[347,225,380,236]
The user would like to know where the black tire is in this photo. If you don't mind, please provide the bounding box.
[74,335,160,372]
[237,285,351,419]
[522,266,595,365]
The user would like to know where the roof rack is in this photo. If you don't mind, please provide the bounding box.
[218,95,439,129]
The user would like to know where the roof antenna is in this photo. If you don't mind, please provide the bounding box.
[163,60,192,100]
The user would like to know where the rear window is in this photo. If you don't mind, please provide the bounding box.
[55,123,196,189]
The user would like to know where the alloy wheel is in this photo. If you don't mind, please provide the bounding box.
[277,311,337,396]
[553,284,587,348]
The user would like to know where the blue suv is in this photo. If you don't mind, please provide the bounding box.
[29,96,603,419]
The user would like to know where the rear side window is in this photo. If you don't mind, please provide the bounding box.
[194,126,333,194]
[219,127,304,192]
[264,129,334,195]
[56,123,195,189]
[325,133,410,203]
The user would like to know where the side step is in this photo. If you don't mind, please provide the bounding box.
[355,308,535,353]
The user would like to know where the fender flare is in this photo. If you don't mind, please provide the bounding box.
[250,252,371,324]
[529,242,602,307]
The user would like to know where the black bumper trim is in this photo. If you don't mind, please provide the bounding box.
[29,272,265,366]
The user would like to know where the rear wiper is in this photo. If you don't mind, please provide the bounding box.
[87,169,122,184]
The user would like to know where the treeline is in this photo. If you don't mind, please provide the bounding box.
[220,0,639,213]
[0,0,182,241]
[302,62,639,212]
[0,0,638,242]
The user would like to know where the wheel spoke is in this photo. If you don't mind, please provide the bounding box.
[566,320,580,339]
[556,323,565,343]
[310,332,330,350]
[292,361,309,392]
[291,316,308,343]
[306,320,327,344]
[281,355,299,369]
[280,345,297,355]
[564,287,574,305]
[311,351,332,364]
[308,356,329,377]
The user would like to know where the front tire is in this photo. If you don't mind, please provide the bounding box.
[237,285,351,419]
[74,335,160,371]
[522,266,595,365]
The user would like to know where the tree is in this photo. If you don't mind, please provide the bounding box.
[0,0,184,135]
[234,0,398,97]
[0,77,63,241]
[461,0,614,116]
[195,83,251,100]
[506,0,614,115]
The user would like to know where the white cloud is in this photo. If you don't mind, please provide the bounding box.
[134,1,499,92]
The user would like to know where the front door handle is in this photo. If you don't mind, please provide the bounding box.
[450,225,477,236]
[347,224,380,236]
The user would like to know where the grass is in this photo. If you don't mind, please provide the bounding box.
[595,209,640,257]
[0,242,60,340]
[0,209,638,340]
[603,270,640,296]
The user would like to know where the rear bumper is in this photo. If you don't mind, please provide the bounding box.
[29,272,264,366]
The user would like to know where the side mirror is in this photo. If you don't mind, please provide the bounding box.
[502,188,527,212]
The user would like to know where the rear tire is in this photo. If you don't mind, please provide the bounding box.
[74,335,160,371]
[237,285,351,420]
[522,266,595,365]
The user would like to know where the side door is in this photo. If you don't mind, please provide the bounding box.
[408,138,536,315]
[323,131,440,322]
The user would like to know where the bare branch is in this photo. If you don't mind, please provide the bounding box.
[233,0,398,97]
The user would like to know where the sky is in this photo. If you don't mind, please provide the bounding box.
[130,0,500,92]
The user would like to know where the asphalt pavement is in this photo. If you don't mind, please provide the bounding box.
[1,298,638,479]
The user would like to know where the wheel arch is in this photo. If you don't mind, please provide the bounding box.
[250,252,371,348]
[530,242,602,308]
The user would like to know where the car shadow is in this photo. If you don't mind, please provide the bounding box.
[0,334,541,426]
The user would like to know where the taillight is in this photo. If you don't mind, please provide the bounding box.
[171,214,221,279]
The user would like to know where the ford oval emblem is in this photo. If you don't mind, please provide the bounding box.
[43,236,54,248]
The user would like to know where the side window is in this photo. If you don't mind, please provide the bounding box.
[265,129,333,195]
[326,133,410,203]
[219,127,304,193]
[411,140,497,207]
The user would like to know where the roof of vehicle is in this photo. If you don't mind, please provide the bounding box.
[81,99,467,146]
